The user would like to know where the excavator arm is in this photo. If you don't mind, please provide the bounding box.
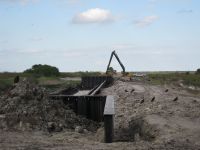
[106,51,126,74]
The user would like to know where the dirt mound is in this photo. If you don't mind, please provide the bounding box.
[0,78,100,132]
[100,80,200,148]
[114,116,158,142]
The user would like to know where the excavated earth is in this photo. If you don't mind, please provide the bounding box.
[0,79,100,137]
[1,78,200,149]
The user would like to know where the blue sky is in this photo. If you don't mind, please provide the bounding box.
[0,0,199,72]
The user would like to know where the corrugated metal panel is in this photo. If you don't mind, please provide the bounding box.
[81,76,113,89]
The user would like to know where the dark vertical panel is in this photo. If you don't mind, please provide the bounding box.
[95,97,98,121]
[90,97,93,120]
[77,97,81,115]
[50,95,109,123]
[77,97,87,117]
[74,97,77,114]
[104,115,114,143]
[86,97,90,119]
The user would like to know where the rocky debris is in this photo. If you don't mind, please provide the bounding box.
[0,78,100,132]
[140,98,145,104]
[75,126,84,133]
[47,122,56,132]
[114,116,158,142]
[83,128,88,134]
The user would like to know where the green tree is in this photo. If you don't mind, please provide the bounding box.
[24,64,60,77]
[196,68,200,75]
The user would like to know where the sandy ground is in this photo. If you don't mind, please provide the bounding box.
[1,79,200,149]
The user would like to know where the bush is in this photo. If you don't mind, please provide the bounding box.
[196,68,200,75]
[24,64,60,77]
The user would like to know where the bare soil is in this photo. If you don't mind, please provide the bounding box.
[1,79,200,149]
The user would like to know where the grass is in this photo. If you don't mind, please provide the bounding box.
[37,76,81,92]
[148,72,200,87]
[0,72,83,94]
[0,78,13,93]
[1,71,199,94]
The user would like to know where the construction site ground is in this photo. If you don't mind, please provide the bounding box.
[1,78,200,150]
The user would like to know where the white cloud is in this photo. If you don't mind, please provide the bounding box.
[72,8,116,24]
[134,15,159,27]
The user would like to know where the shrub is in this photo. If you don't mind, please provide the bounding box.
[24,64,60,77]
[196,68,200,75]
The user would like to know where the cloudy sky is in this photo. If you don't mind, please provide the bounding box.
[0,0,199,72]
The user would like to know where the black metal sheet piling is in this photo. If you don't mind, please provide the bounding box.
[50,94,115,143]
[81,76,113,89]
[77,97,87,117]
[104,115,114,143]
[50,95,106,122]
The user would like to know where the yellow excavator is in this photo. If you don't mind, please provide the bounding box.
[106,50,133,78]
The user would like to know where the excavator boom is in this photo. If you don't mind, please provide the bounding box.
[106,51,125,74]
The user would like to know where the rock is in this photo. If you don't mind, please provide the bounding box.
[56,123,63,132]
[140,98,145,104]
[23,110,27,115]
[19,121,23,128]
[75,126,84,133]
[165,89,169,92]
[188,86,195,90]
[134,133,140,141]
[0,114,5,119]
[83,129,88,134]
[47,122,55,132]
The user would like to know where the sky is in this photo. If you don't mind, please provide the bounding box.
[0,0,199,72]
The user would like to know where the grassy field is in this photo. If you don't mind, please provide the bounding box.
[37,76,81,92]
[148,72,200,87]
[0,73,21,93]
[1,71,200,94]
[0,71,101,93]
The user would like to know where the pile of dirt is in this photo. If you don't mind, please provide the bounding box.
[114,116,158,142]
[0,78,100,132]
[100,80,200,148]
